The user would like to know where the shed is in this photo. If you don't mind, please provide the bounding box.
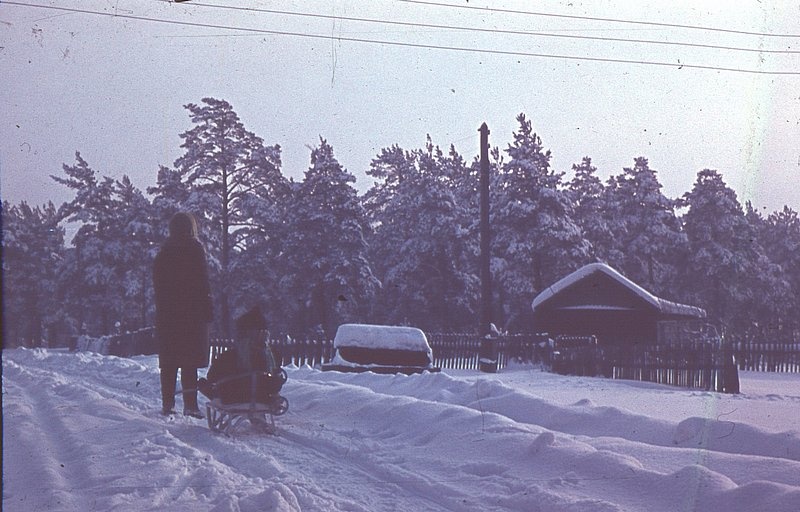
[531,263,706,344]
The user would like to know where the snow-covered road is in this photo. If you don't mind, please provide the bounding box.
[3,348,799,511]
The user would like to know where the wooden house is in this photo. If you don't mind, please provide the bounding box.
[531,263,706,345]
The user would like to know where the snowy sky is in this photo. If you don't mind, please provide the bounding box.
[2,0,799,224]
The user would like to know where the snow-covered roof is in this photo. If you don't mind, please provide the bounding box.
[532,263,705,318]
[333,324,432,351]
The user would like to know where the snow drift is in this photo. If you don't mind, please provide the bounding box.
[3,348,799,511]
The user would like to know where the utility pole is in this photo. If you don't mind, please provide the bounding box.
[478,122,497,372]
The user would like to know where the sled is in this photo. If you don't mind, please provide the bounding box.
[206,394,289,435]
[203,366,289,435]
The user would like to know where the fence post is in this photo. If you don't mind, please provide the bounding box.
[479,334,498,373]
[721,339,740,394]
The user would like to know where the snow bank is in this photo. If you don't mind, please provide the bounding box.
[4,348,799,511]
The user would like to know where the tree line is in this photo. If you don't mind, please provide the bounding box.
[3,98,799,346]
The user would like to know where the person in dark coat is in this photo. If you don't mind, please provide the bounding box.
[199,306,285,405]
[153,212,213,417]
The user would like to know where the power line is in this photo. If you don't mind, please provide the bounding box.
[398,0,800,39]
[5,1,799,75]
[161,1,800,55]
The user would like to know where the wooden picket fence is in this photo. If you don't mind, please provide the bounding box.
[209,335,335,368]
[426,333,551,370]
[75,323,798,393]
[77,327,799,386]
[209,332,551,371]
[198,330,798,395]
[594,339,740,393]
[728,337,800,373]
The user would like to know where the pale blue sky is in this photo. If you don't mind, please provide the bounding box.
[2,0,799,217]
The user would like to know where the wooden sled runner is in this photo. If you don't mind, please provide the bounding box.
[206,395,289,435]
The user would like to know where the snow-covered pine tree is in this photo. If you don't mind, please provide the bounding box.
[364,137,479,331]
[175,98,284,336]
[568,156,614,263]
[225,177,291,334]
[492,114,589,331]
[147,165,191,241]
[52,154,160,334]
[51,153,120,334]
[113,176,159,328]
[413,139,480,331]
[604,157,685,297]
[679,169,786,332]
[364,144,421,326]
[278,138,378,338]
[746,204,799,339]
[2,200,65,347]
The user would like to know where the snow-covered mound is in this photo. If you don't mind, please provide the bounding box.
[324,323,435,373]
[332,324,431,351]
[3,348,799,511]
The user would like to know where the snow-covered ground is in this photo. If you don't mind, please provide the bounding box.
[3,348,799,512]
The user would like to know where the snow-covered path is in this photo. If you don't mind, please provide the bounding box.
[3,348,799,511]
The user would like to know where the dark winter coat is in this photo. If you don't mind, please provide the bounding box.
[153,236,213,369]
[205,346,284,404]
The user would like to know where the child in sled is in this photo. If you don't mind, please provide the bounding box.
[198,306,286,406]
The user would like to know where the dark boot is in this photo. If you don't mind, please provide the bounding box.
[160,367,177,414]
[181,368,203,418]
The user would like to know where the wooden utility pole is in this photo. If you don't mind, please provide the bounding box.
[478,122,497,372]
[479,123,492,336]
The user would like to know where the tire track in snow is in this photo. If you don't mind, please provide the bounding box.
[162,375,525,511]
[278,419,472,511]
[162,411,463,512]
[273,379,609,512]
[4,352,458,510]
[4,350,159,412]
[4,361,103,512]
[3,354,300,510]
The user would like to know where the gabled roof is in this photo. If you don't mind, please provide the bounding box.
[532,263,706,318]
